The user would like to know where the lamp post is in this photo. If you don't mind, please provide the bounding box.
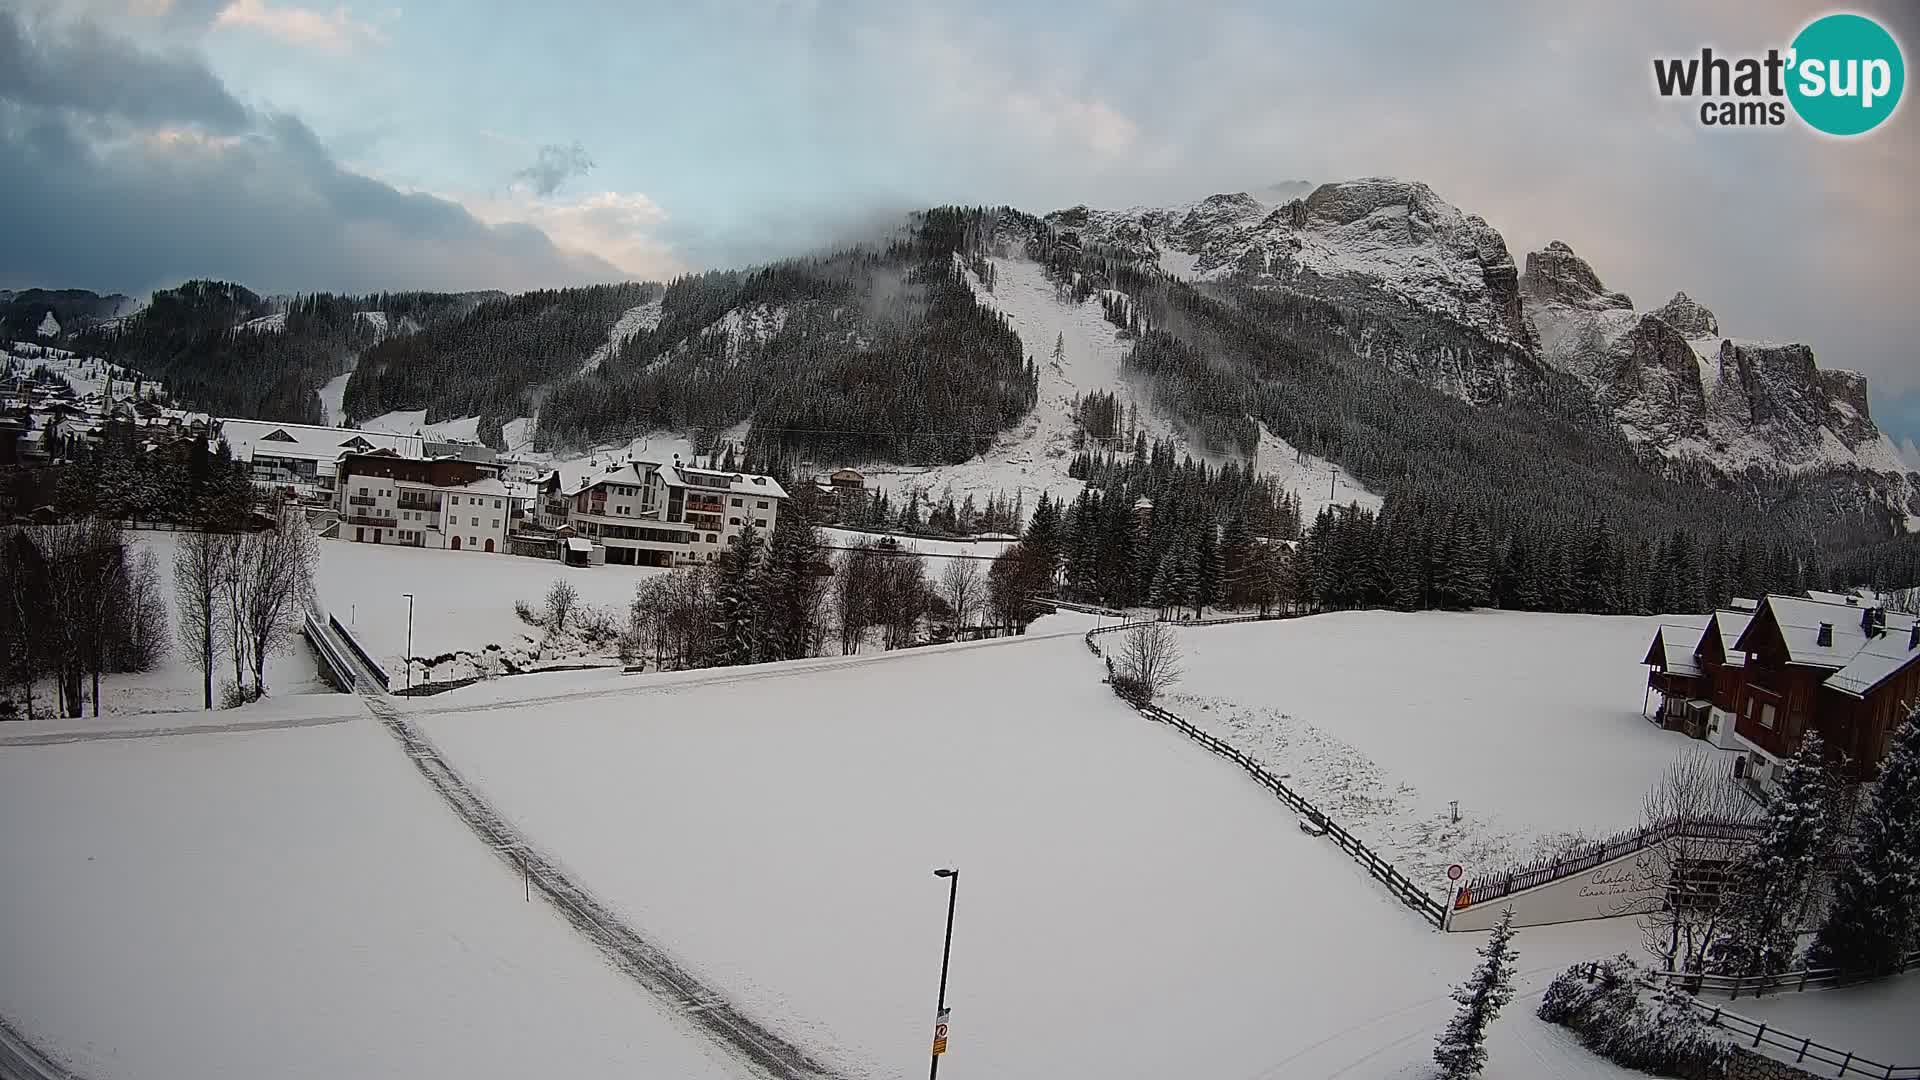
[929,867,959,1079]
[401,592,414,693]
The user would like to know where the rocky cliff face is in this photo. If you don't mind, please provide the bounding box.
[1051,178,1542,404]
[1522,240,1910,488]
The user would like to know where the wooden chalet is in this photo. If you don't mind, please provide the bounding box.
[1647,593,1920,793]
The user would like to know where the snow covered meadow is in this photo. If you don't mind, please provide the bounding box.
[416,630,1646,1080]
[0,712,753,1080]
[1167,611,1714,897]
[312,538,665,678]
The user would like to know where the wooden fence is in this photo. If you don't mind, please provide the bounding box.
[1086,621,1446,927]
[1669,986,1916,1079]
[1647,950,1920,1001]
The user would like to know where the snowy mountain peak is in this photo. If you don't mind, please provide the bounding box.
[1521,240,1632,311]
[1650,291,1719,338]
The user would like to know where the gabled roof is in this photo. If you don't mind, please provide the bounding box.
[667,463,788,500]
[1644,621,1707,676]
[1734,594,1919,673]
[1699,609,1754,669]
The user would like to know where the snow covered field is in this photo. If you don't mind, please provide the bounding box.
[818,526,1013,581]
[314,539,665,676]
[1169,611,1710,896]
[419,632,1645,1079]
[0,713,754,1080]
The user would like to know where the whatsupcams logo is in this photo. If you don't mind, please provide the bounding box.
[1653,12,1905,135]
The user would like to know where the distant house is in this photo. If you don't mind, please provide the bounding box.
[219,418,424,502]
[335,451,511,552]
[1643,593,1920,794]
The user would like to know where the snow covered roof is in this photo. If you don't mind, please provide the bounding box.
[1826,622,1920,698]
[1647,623,1705,676]
[220,418,423,465]
[1704,610,1753,669]
[566,537,593,553]
[1729,597,1758,611]
[667,463,788,500]
[1736,594,1919,672]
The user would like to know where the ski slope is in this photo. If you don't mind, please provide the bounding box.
[318,365,353,427]
[360,409,482,443]
[0,715,753,1080]
[578,295,664,376]
[419,632,1645,1079]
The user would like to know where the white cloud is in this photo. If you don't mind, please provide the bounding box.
[213,0,384,52]
[454,190,684,281]
[1899,437,1920,471]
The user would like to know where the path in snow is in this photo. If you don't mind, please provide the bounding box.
[360,688,844,1080]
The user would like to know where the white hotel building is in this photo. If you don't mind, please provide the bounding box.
[537,458,787,566]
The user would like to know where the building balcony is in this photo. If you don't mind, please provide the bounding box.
[346,512,396,527]
[348,495,380,507]
[1733,713,1792,757]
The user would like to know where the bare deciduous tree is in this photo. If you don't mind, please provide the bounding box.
[241,509,317,697]
[174,530,227,710]
[1116,621,1182,701]
[545,577,580,633]
[1637,748,1756,974]
[834,543,882,655]
[941,558,983,633]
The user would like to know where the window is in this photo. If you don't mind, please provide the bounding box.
[471,516,480,527]
[731,497,742,506]
[757,501,768,509]
[358,486,367,496]
[755,519,767,529]
[706,534,716,544]
[469,537,477,548]
[491,519,499,528]
[729,517,740,526]
[451,496,459,505]
[1760,704,1777,730]
[493,499,501,509]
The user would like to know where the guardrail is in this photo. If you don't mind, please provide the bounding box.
[1647,950,1920,1001]
[1086,619,1445,927]
[327,613,390,691]
[302,609,359,694]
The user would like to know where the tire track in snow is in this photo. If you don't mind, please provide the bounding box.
[356,689,846,1080]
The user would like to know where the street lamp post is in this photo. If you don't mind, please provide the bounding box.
[401,592,415,693]
[929,867,959,1079]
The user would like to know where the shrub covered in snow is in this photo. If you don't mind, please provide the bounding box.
[1538,955,1732,1079]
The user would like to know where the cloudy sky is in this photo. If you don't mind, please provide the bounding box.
[3,0,1917,452]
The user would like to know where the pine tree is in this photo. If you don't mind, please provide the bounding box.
[1808,709,1920,975]
[711,523,764,666]
[1709,733,1835,977]
[1433,907,1519,1079]
[758,512,822,661]
[1024,493,1063,581]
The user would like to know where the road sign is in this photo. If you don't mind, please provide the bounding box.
[1446,863,1464,882]
[931,1007,950,1056]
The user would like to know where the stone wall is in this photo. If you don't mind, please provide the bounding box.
[1726,1047,1821,1080]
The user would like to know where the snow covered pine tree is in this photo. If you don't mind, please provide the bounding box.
[1808,707,1920,975]
[1708,732,1836,977]
[1433,906,1519,1079]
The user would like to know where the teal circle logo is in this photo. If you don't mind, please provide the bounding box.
[1787,13,1905,136]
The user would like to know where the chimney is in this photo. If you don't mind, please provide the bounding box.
[1910,622,1919,651]
[1861,606,1886,637]
[1816,623,1834,647]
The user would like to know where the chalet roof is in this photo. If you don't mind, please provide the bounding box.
[1646,622,1706,676]
[1729,597,1759,611]
[1704,609,1754,669]
[1735,594,1919,672]
[1826,623,1920,698]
